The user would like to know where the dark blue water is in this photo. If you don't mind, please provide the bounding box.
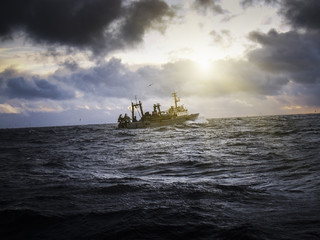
[1,114,319,239]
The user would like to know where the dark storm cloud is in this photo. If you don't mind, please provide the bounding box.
[0,0,122,52]
[288,82,320,106]
[55,58,146,98]
[120,0,175,46]
[192,0,226,15]
[246,28,320,105]
[0,59,160,104]
[0,69,74,101]
[248,29,320,84]
[241,0,320,31]
[280,0,320,30]
[0,0,174,54]
[56,59,201,100]
[240,0,320,106]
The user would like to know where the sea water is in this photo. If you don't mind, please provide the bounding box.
[1,114,319,239]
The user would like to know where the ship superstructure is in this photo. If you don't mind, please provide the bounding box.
[117,92,199,128]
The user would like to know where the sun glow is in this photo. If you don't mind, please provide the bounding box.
[193,57,215,79]
[196,58,210,72]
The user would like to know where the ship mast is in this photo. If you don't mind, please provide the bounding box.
[172,92,180,109]
[131,99,144,121]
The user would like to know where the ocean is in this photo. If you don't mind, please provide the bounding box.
[0,114,319,240]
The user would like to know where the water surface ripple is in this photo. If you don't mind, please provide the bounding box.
[1,114,319,239]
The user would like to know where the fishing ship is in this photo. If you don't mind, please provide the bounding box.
[118,92,199,128]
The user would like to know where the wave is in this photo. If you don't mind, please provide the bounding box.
[1,114,319,239]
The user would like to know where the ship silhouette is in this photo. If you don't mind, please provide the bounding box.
[118,92,199,128]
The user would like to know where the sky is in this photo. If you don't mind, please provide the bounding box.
[1,0,320,128]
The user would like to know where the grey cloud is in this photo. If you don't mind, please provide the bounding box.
[57,58,146,99]
[241,0,320,31]
[134,59,289,98]
[1,55,318,109]
[137,60,198,97]
[246,26,320,106]
[59,59,200,100]
[210,30,223,43]
[120,0,174,46]
[0,0,122,53]
[0,70,75,101]
[0,0,174,54]
[240,0,279,8]
[238,1,320,108]
[279,81,320,107]
[248,29,320,84]
[293,83,320,106]
[136,59,318,106]
[209,29,232,46]
[192,0,226,15]
[0,59,156,104]
[201,60,289,97]
[280,0,320,30]
[191,0,320,106]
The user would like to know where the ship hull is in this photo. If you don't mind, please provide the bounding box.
[124,113,199,129]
